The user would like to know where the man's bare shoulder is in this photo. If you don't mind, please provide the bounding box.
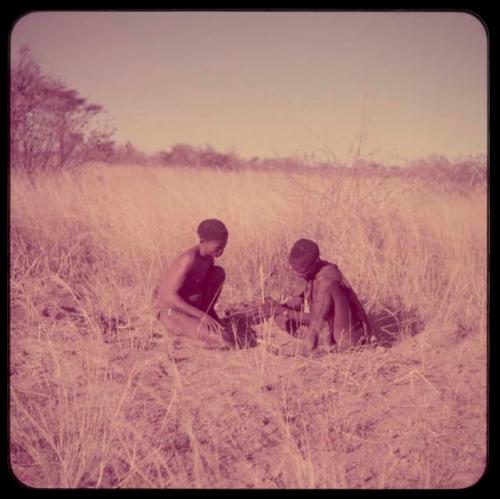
[180,245,200,260]
[315,262,343,284]
[167,245,199,271]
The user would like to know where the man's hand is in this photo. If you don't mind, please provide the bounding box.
[203,315,224,335]
[275,303,293,317]
[285,295,305,310]
[261,297,291,318]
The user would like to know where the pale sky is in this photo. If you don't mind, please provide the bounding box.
[11,11,487,165]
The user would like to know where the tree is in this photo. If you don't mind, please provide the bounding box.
[158,143,241,170]
[10,46,114,174]
[111,141,147,165]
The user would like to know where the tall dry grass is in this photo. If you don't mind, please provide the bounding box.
[10,163,487,488]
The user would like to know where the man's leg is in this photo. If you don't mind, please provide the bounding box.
[199,266,225,319]
[273,313,304,336]
[158,309,229,349]
[334,325,366,352]
[331,283,365,351]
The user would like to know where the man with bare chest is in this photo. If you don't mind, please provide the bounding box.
[156,219,230,349]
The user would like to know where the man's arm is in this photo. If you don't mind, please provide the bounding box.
[300,277,337,354]
[278,305,314,327]
[284,293,305,310]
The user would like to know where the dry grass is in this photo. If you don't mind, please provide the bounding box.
[9,163,487,488]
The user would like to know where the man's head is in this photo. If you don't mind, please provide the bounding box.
[197,219,229,257]
[289,238,320,280]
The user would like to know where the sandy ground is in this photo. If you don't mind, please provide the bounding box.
[10,300,487,488]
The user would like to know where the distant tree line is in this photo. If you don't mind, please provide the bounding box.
[404,154,487,190]
[106,140,309,172]
[10,47,486,191]
[108,144,486,191]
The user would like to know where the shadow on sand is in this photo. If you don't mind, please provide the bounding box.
[219,301,277,350]
[367,304,425,348]
[218,298,426,352]
[219,312,261,350]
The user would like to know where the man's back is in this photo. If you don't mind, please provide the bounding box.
[309,261,370,336]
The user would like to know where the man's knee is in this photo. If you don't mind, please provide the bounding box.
[157,309,182,335]
[158,310,229,348]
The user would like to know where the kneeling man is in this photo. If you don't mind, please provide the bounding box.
[156,219,231,349]
[272,239,371,355]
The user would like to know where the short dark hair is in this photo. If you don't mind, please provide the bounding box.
[197,219,229,241]
[289,239,320,273]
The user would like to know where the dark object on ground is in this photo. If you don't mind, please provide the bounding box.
[219,314,258,349]
[220,299,275,349]
[367,305,424,347]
